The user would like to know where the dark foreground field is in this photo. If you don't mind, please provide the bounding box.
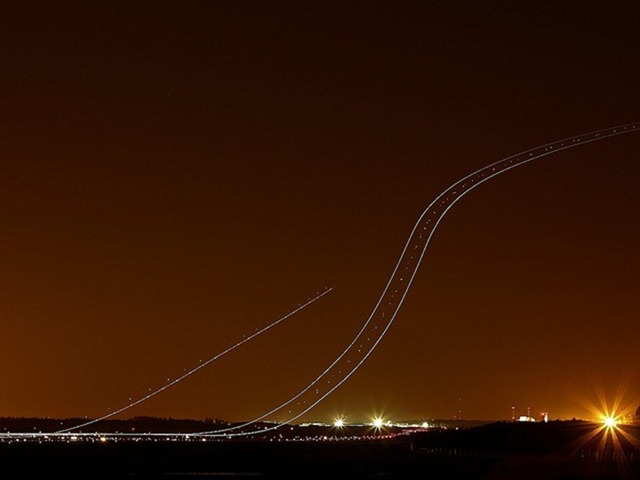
[1,421,638,479]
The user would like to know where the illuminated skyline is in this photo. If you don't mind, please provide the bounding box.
[2,2,640,424]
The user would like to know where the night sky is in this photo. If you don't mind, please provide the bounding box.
[2,1,639,424]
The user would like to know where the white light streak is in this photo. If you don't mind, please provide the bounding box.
[55,287,333,434]
[12,122,635,441]
[195,121,639,438]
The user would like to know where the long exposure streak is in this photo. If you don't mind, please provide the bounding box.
[56,287,333,434]
[4,123,638,441]
[195,121,639,438]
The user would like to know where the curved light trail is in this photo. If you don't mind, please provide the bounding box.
[196,121,639,437]
[56,287,333,434]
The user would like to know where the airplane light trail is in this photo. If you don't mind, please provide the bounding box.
[7,122,638,441]
[56,287,333,434]
[195,121,639,438]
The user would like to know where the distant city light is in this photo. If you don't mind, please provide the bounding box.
[518,415,536,422]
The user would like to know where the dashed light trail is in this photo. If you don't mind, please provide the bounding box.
[56,287,333,434]
[7,122,638,440]
[195,122,639,437]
